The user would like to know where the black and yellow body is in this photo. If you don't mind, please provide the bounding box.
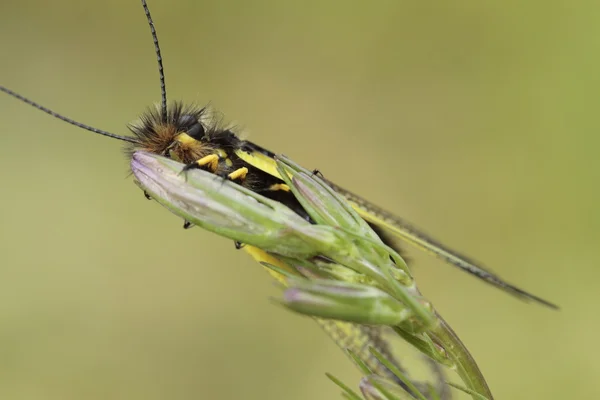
[127,103,313,221]
[0,82,558,310]
[128,103,411,258]
[125,102,556,309]
[0,2,556,398]
[0,87,427,388]
[124,103,427,387]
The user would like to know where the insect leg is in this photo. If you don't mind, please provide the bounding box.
[182,154,220,173]
[266,183,290,192]
[227,167,248,184]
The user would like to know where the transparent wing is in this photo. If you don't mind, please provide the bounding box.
[324,179,558,309]
[235,144,557,309]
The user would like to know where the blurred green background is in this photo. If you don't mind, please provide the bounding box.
[1,0,598,399]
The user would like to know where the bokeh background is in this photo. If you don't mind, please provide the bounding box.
[1,0,598,399]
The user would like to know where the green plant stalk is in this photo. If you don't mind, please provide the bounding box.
[276,157,435,329]
[131,151,493,399]
[277,156,493,399]
[131,151,423,390]
[428,315,493,399]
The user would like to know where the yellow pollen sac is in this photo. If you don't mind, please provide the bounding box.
[175,132,196,145]
[196,154,220,172]
[228,167,248,181]
[268,183,290,192]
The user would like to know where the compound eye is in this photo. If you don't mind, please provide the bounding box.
[187,122,206,139]
[178,114,197,127]
[178,114,206,139]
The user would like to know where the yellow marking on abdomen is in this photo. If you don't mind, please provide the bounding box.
[234,149,282,179]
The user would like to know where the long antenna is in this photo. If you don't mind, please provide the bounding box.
[0,85,138,144]
[141,0,167,119]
